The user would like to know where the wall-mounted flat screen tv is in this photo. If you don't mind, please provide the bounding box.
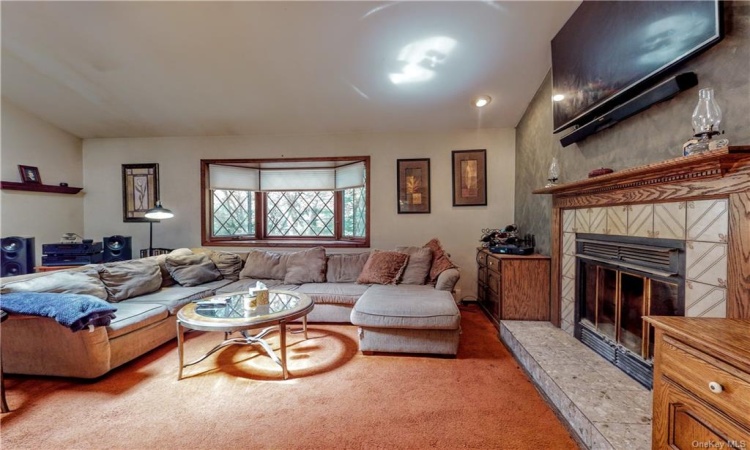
[551,0,724,134]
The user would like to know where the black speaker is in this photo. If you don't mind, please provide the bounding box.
[103,235,132,262]
[1,236,36,276]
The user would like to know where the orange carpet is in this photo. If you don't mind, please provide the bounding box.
[0,304,579,449]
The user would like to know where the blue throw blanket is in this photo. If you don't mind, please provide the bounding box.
[0,292,117,332]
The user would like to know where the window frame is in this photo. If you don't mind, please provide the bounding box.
[201,156,370,248]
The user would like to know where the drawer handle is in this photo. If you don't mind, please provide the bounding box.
[708,381,723,394]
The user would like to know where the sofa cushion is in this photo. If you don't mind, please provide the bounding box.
[357,251,408,285]
[284,247,327,284]
[165,253,222,287]
[216,278,290,295]
[97,260,163,302]
[105,302,170,340]
[0,269,108,299]
[207,251,243,282]
[350,285,460,330]
[296,283,369,306]
[326,252,370,283]
[153,248,194,287]
[396,246,433,285]
[424,238,457,283]
[240,250,289,280]
[126,279,233,315]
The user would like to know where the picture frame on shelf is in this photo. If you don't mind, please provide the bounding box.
[122,163,159,222]
[452,149,487,207]
[18,165,42,184]
[397,158,431,214]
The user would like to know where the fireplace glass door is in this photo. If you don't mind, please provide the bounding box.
[579,262,680,361]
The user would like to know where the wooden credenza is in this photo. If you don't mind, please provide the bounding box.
[645,316,750,449]
[476,248,550,328]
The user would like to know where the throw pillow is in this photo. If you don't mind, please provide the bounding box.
[284,247,327,284]
[98,259,162,302]
[240,250,289,280]
[206,251,243,282]
[356,251,409,285]
[155,248,194,287]
[164,253,222,287]
[395,246,433,285]
[326,252,370,283]
[424,238,457,283]
[0,269,108,300]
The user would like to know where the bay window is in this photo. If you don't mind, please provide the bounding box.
[201,157,369,247]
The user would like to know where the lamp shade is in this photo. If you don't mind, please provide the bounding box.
[144,201,174,220]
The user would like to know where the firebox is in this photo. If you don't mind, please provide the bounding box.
[575,233,685,389]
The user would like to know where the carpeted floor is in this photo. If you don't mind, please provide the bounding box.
[0,304,580,450]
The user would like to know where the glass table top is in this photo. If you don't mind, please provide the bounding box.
[191,290,311,321]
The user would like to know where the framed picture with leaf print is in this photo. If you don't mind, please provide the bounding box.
[397,158,430,214]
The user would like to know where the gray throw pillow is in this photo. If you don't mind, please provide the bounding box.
[207,251,243,282]
[240,250,289,280]
[155,248,194,287]
[0,269,108,300]
[284,247,327,284]
[98,259,162,302]
[396,246,433,285]
[326,252,370,283]
[164,253,222,287]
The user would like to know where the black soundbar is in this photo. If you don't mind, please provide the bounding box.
[559,72,698,148]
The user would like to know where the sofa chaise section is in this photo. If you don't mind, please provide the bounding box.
[350,285,461,355]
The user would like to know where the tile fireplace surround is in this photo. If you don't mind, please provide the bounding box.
[510,146,750,449]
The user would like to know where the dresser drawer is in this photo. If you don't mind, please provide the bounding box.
[661,336,750,430]
[486,255,501,274]
[488,270,502,295]
[476,250,488,267]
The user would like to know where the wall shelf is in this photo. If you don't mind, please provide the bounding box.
[0,181,83,194]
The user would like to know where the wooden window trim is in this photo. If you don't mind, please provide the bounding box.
[201,157,370,248]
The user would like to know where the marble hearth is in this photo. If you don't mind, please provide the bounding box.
[500,320,651,450]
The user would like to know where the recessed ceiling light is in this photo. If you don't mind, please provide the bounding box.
[552,94,565,102]
[474,95,491,107]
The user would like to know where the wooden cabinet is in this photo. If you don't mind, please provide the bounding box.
[476,248,550,328]
[645,317,750,449]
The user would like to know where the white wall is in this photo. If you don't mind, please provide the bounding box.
[83,129,515,298]
[0,99,84,268]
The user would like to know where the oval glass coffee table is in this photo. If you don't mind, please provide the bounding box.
[176,290,313,380]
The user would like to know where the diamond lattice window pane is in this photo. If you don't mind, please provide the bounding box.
[266,191,335,237]
[343,186,366,238]
[212,190,255,236]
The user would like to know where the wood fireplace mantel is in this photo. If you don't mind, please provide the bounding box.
[535,146,750,324]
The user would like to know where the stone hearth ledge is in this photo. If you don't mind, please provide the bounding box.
[500,320,652,450]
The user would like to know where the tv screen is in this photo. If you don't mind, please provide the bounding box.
[551,0,723,134]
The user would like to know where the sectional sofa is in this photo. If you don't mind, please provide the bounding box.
[0,242,461,379]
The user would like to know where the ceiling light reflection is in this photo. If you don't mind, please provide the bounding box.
[389,36,457,85]
[552,94,565,102]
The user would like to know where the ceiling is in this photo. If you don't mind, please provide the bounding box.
[1,1,580,139]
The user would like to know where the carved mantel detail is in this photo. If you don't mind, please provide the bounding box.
[534,146,750,323]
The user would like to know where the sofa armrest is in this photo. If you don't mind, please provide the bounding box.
[435,268,460,292]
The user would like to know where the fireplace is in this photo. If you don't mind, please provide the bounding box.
[575,233,685,388]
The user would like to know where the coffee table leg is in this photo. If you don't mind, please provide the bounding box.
[176,321,185,380]
[280,322,287,380]
[303,316,308,340]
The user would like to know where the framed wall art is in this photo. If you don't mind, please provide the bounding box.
[452,149,487,207]
[397,158,431,214]
[18,165,42,184]
[122,163,160,222]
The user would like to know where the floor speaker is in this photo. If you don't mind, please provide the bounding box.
[103,235,132,262]
[1,236,36,276]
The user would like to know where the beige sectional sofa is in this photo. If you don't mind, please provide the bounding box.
[0,243,460,379]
